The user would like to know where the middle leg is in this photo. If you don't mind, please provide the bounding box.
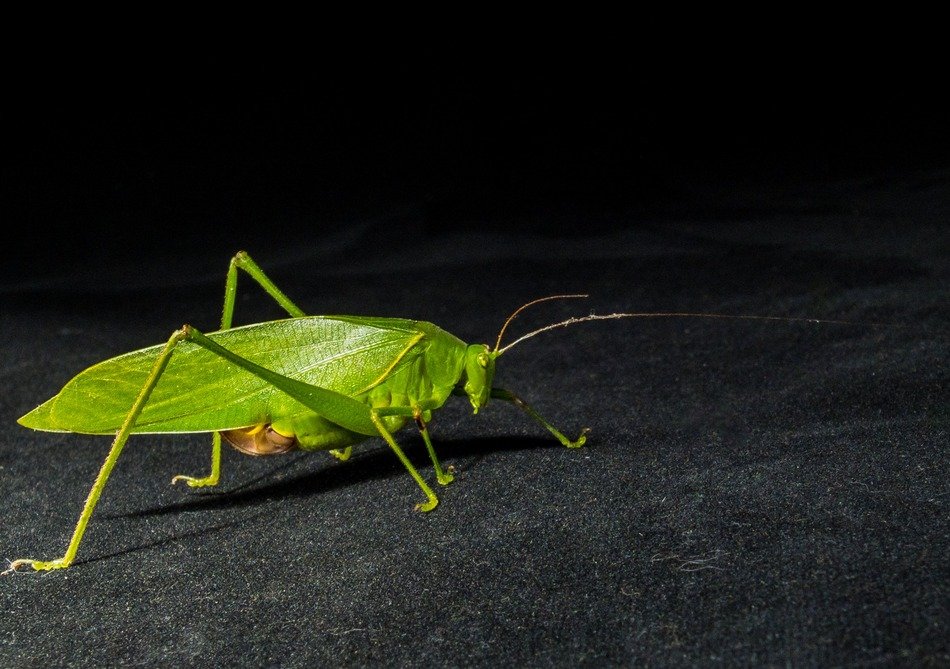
[377,405,454,485]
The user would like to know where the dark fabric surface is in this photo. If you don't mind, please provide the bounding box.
[2,52,948,667]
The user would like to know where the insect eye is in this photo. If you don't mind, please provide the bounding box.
[477,353,489,368]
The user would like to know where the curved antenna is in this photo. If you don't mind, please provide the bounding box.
[493,294,588,353]
[496,311,893,356]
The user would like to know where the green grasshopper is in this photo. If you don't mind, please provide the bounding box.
[6,251,846,573]
[7,252,596,573]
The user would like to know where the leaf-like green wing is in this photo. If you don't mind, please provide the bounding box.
[19,316,431,435]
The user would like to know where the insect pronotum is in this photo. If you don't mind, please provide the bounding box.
[5,251,867,573]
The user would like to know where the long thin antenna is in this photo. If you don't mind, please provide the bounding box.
[493,294,588,353]
[496,312,898,355]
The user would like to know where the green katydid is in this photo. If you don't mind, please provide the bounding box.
[5,251,860,573]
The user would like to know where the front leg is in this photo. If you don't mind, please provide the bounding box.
[490,387,588,448]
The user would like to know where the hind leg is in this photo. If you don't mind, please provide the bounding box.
[173,251,307,488]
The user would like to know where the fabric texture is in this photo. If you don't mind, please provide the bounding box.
[2,54,946,667]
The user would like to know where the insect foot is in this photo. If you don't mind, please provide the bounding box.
[567,428,591,448]
[414,496,439,512]
[3,557,70,574]
[171,474,219,488]
[436,465,456,486]
[329,447,352,462]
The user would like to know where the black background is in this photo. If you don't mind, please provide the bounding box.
[6,47,947,284]
[2,42,947,666]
